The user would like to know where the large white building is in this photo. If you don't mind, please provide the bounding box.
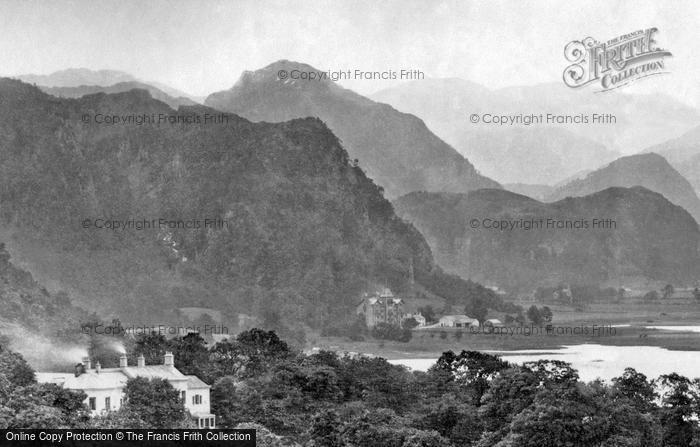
[36,352,215,428]
[437,315,480,328]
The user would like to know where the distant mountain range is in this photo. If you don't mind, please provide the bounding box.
[394,188,700,292]
[38,81,197,109]
[547,153,700,223]
[372,79,699,185]
[0,78,493,328]
[13,68,202,103]
[204,61,500,198]
[646,125,700,195]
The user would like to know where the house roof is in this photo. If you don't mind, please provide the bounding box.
[440,315,477,323]
[186,375,210,389]
[35,371,127,390]
[121,365,188,381]
[36,364,203,391]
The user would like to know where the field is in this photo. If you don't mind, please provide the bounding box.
[310,297,700,360]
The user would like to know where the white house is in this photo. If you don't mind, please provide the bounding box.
[36,352,215,428]
[438,315,480,328]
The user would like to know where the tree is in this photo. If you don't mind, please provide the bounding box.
[0,349,35,387]
[432,350,510,405]
[170,333,209,377]
[122,377,188,428]
[662,284,675,300]
[308,410,342,446]
[526,306,543,325]
[540,306,553,323]
[402,317,419,330]
[657,373,697,447]
[644,290,659,302]
[416,395,482,445]
[418,306,436,324]
[371,323,411,342]
[132,331,170,365]
[90,407,148,428]
[209,329,291,380]
[467,297,489,324]
[210,376,241,428]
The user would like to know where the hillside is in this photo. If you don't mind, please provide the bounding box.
[394,188,700,292]
[204,60,500,198]
[647,125,700,194]
[548,153,700,223]
[0,78,493,330]
[0,243,90,369]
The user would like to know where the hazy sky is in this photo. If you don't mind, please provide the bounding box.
[2,0,698,105]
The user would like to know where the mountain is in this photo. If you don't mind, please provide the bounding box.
[503,183,554,201]
[394,188,700,292]
[39,81,197,109]
[16,68,137,87]
[547,153,700,223]
[204,61,500,198]
[646,125,700,194]
[14,68,200,104]
[0,78,494,329]
[372,79,699,185]
[453,127,617,185]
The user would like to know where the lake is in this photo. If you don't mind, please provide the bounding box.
[388,343,700,382]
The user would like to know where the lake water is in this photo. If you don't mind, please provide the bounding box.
[646,326,700,333]
[388,344,700,382]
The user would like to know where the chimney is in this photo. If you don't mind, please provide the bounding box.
[83,356,91,370]
[164,351,174,367]
[137,354,145,368]
[95,361,101,374]
[119,354,128,368]
[74,363,85,377]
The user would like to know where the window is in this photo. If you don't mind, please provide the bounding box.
[204,417,210,428]
[181,391,186,402]
[192,394,202,405]
[210,417,215,428]
[105,397,110,410]
[88,397,96,411]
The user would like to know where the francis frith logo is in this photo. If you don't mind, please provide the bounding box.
[563,28,672,91]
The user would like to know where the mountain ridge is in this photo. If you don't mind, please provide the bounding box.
[204,60,501,198]
[547,153,700,223]
[394,186,700,291]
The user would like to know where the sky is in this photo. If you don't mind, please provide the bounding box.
[1,0,698,106]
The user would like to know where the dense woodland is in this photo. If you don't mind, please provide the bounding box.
[2,328,700,446]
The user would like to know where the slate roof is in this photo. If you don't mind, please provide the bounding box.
[37,365,199,391]
[186,375,210,389]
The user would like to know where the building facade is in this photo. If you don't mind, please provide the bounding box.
[356,288,404,328]
[36,352,215,428]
